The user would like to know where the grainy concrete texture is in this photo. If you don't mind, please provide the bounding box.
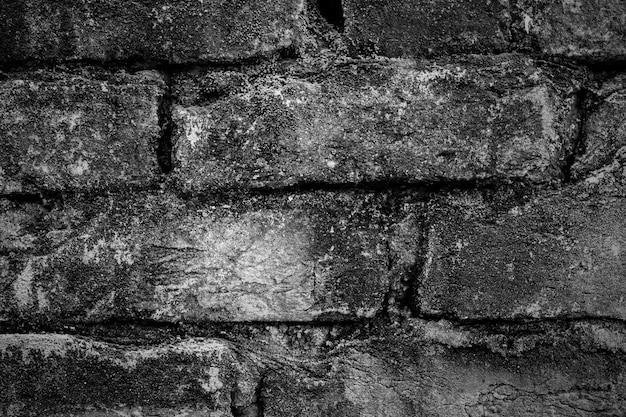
[1,0,626,416]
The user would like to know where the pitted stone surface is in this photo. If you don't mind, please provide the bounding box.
[515,0,626,62]
[0,334,260,416]
[172,55,581,191]
[0,191,416,323]
[418,186,626,320]
[0,69,164,193]
[572,74,626,179]
[0,0,303,63]
[343,0,511,57]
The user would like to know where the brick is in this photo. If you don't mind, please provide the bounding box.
[515,0,626,62]
[263,329,626,417]
[172,55,580,191]
[572,74,626,179]
[0,191,414,323]
[3,324,626,415]
[342,0,511,57]
[0,334,260,415]
[417,188,626,320]
[0,0,303,64]
[0,69,164,193]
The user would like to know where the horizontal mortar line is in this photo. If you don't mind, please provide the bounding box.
[0,319,377,342]
[0,52,294,74]
[165,178,559,200]
[0,178,558,202]
[0,51,610,76]
[1,315,624,340]
[0,183,168,201]
[415,312,626,327]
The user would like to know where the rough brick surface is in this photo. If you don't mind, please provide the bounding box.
[0,334,260,416]
[515,0,626,62]
[0,192,417,323]
[264,321,626,416]
[172,55,580,191]
[2,1,626,413]
[343,0,511,57]
[4,322,626,416]
[572,74,626,179]
[0,69,164,193]
[418,186,626,320]
[0,0,303,64]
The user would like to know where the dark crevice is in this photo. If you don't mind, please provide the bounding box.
[404,226,429,320]
[174,177,552,202]
[157,70,173,174]
[0,183,166,201]
[316,0,345,31]
[0,318,370,341]
[0,179,549,215]
[0,48,300,75]
[417,312,626,328]
[585,60,626,74]
[257,376,265,417]
[0,191,63,209]
[3,314,625,342]
[231,374,265,417]
[562,88,588,183]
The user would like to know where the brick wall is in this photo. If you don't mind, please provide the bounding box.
[2,1,626,415]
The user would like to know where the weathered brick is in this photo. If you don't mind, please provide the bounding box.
[0,191,415,323]
[3,323,626,416]
[0,334,260,416]
[172,55,581,191]
[0,0,303,64]
[0,69,164,193]
[418,187,626,320]
[263,326,626,416]
[342,0,511,57]
[515,0,626,61]
[572,74,626,179]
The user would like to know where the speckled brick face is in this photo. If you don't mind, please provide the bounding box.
[1,0,626,415]
[0,0,304,63]
[171,55,581,191]
[0,192,417,323]
[0,69,164,193]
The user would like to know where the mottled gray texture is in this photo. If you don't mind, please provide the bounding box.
[0,69,164,193]
[4,323,626,416]
[343,0,511,57]
[418,184,626,320]
[0,0,303,63]
[172,55,581,191]
[515,0,626,62]
[0,191,417,323]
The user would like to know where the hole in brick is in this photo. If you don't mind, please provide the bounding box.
[317,0,345,30]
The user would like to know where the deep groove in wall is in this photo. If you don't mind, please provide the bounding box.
[417,312,626,328]
[404,225,430,320]
[0,184,166,201]
[178,178,550,201]
[586,60,626,74]
[2,316,626,357]
[0,52,297,75]
[315,0,345,31]
[0,179,552,207]
[562,88,588,183]
[0,318,370,338]
[257,376,266,417]
[157,70,174,174]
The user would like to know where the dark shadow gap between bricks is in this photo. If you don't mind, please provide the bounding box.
[316,0,345,31]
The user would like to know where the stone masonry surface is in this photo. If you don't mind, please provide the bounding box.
[0,0,304,63]
[171,54,581,190]
[1,0,626,416]
[0,68,164,193]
